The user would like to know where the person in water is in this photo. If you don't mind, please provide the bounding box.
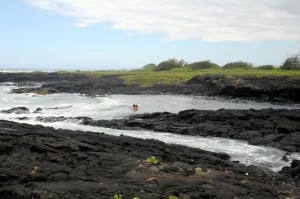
[132,104,138,111]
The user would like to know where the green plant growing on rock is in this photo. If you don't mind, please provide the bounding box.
[146,156,160,165]
[112,194,122,199]
[194,167,202,174]
[168,196,178,199]
[233,79,243,85]
[34,91,50,95]
[133,197,141,199]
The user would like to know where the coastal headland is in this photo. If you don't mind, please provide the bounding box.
[0,70,300,102]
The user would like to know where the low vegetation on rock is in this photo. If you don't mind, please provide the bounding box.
[33,56,299,87]
[112,194,122,199]
[146,156,160,165]
[34,91,50,95]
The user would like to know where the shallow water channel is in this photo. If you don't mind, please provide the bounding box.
[0,83,300,171]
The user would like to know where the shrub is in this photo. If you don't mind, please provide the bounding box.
[142,63,156,70]
[222,61,253,69]
[154,59,187,71]
[256,65,274,70]
[168,196,178,199]
[188,61,220,70]
[280,54,300,70]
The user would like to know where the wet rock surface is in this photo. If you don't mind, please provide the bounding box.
[1,107,30,114]
[82,109,300,153]
[0,120,299,199]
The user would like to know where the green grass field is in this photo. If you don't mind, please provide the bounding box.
[53,67,300,87]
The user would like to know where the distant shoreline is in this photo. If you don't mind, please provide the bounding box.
[0,68,74,73]
[1,71,299,103]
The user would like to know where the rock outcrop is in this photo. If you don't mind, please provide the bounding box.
[0,120,299,199]
[81,109,300,153]
[1,107,30,114]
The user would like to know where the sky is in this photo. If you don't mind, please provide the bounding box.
[0,0,300,70]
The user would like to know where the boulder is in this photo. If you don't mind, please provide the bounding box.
[280,160,300,179]
[33,107,42,113]
[1,107,29,114]
[35,116,68,123]
[291,160,300,179]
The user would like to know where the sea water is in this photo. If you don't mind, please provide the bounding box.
[0,84,299,171]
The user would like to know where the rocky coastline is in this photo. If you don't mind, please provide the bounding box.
[81,108,300,153]
[0,120,299,199]
[1,72,300,102]
[0,72,300,198]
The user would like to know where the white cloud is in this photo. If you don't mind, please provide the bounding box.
[26,0,300,42]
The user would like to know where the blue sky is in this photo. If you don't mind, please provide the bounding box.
[1,0,300,70]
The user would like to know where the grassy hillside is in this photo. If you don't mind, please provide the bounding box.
[55,67,300,87]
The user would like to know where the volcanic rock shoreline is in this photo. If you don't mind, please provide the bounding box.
[1,72,300,102]
[1,72,300,198]
[0,120,300,199]
[81,108,300,153]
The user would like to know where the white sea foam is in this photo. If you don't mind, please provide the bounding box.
[0,84,299,171]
